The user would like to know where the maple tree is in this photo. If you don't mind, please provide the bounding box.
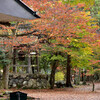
[21,0,98,88]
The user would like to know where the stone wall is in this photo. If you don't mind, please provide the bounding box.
[8,74,49,89]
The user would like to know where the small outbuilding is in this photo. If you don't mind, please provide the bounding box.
[0,0,40,89]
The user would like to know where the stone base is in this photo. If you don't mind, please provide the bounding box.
[8,74,50,89]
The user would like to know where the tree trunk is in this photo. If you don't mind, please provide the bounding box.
[81,71,84,81]
[3,65,9,89]
[92,75,95,92]
[83,70,87,85]
[49,61,58,89]
[66,54,73,87]
[92,80,95,92]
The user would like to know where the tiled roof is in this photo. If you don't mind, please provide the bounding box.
[0,0,40,23]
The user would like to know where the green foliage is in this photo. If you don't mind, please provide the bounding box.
[0,49,11,67]
[62,0,95,8]
[39,52,51,73]
[40,51,66,73]
[68,36,93,69]
[51,55,66,62]
[91,0,100,26]
[55,72,64,81]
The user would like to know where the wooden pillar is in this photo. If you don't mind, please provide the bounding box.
[13,47,17,73]
[27,49,32,73]
[36,50,39,73]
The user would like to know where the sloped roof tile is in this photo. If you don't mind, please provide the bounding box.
[0,0,40,23]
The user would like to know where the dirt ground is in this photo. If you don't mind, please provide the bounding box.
[1,83,100,100]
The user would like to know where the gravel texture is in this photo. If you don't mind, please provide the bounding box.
[1,83,100,100]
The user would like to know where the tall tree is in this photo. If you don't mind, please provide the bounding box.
[23,0,98,88]
[0,48,10,89]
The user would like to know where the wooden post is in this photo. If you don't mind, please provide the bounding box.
[27,49,32,73]
[13,48,17,73]
[36,50,39,73]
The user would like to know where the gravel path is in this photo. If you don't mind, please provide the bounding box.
[1,83,100,100]
[22,83,100,100]
[27,91,100,100]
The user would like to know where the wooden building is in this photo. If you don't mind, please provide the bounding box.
[0,0,40,89]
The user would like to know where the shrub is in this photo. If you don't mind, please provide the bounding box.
[55,72,64,82]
